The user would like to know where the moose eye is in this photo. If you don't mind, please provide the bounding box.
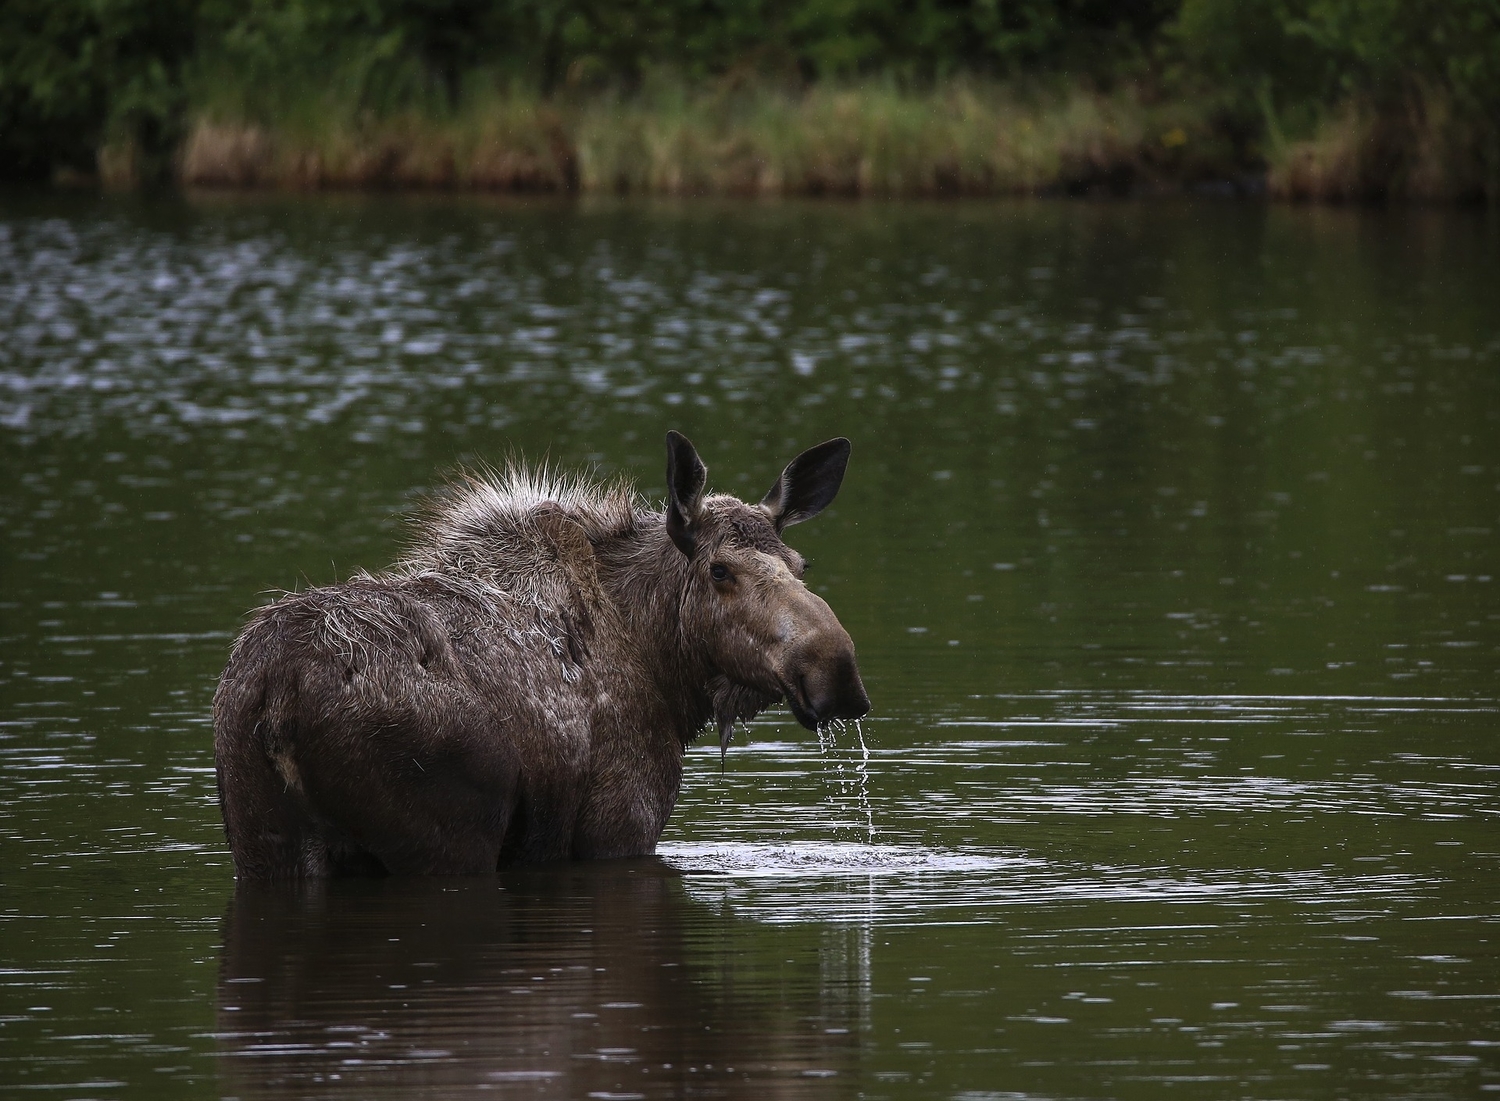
[709,563,732,583]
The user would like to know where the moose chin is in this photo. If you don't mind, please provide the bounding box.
[213,431,869,879]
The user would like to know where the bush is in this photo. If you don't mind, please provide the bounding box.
[1171,0,1500,198]
[3,0,1497,197]
[0,0,197,181]
[4,0,1179,182]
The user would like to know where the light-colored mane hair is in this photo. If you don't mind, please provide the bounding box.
[244,465,654,689]
[393,463,641,584]
[381,462,651,624]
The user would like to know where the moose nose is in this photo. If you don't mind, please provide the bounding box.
[801,652,870,726]
[832,680,871,722]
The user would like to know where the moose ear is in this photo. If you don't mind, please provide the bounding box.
[761,437,850,532]
[665,430,708,557]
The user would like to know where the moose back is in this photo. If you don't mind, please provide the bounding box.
[213,432,869,879]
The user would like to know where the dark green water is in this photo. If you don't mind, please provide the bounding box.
[2,193,1498,1099]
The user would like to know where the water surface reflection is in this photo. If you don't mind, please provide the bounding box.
[215,863,860,1099]
[2,193,1497,1100]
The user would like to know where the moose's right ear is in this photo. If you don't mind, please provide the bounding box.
[665,430,707,557]
[760,437,850,532]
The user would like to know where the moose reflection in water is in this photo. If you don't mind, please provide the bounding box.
[213,431,869,879]
[214,864,865,1099]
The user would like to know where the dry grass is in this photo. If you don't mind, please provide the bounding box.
[1268,88,1499,203]
[572,84,1166,196]
[174,80,1223,197]
[180,99,575,191]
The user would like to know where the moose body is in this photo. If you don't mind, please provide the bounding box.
[213,433,869,879]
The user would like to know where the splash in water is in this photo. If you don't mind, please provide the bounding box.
[854,718,874,843]
[816,718,876,843]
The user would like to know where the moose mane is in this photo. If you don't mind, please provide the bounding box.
[393,463,639,584]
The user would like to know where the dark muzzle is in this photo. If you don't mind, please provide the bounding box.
[787,648,870,730]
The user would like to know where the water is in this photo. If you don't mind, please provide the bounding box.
[2,192,1498,1098]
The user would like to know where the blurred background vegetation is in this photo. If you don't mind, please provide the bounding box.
[2,0,1497,200]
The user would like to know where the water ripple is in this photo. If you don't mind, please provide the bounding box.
[663,841,1433,926]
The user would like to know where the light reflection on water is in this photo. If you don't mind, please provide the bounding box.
[665,840,1430,899]
[207,870,863,1100]
[1,194,1498,1098]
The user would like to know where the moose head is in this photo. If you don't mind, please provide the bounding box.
[663,431,870,751]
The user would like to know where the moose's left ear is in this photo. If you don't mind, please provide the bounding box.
[760,437,851,532]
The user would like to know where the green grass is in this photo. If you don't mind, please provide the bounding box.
[166,78,1233,197]
[118,73,1496,201]
[1267,88,1500,203]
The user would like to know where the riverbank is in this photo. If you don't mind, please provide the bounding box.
[90,81,1496,203]
[12,1,1498,203]
[161,83,1229,199]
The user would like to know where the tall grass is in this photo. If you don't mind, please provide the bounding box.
[1267,87,1500,203]
[168,69,1500,202]
[174,78,1231,197]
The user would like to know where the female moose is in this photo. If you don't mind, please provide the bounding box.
[213,432,869,879]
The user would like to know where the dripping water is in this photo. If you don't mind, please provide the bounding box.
[817,720,848,814]
[815,719,875,843]
[854,718,874,843]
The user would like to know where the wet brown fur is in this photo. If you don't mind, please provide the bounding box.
[212,437,868,879]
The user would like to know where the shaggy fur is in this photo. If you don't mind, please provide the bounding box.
[213,435,868,879]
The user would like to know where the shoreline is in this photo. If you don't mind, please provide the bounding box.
[73,83,1497,205]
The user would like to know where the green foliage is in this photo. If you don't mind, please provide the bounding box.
[195,0,1175,95]
[2,0,1497,192]
[4,0,1179,179]
[1172,0,1500,121]
[0,0,197,179]
[1169,0,1500,197]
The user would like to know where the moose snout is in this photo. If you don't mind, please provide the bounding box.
[786,642,870,730]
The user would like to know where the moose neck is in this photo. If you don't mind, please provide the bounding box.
[595,512,716,744]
